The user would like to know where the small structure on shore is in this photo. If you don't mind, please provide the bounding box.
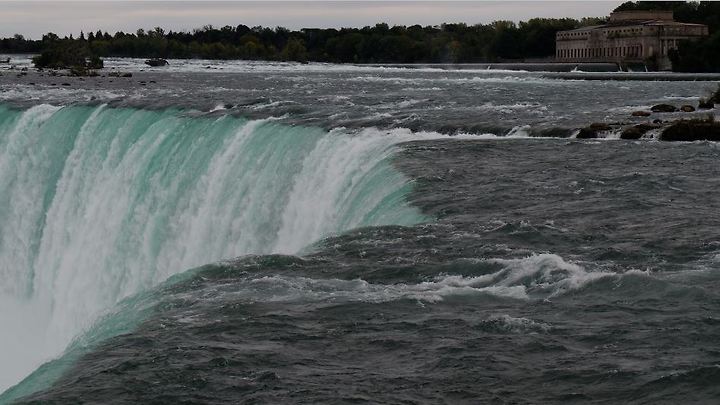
[555,10,708,70]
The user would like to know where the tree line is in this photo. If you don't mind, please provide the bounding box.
[2,18,605,65]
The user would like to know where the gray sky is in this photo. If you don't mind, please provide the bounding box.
[1,1,622,39]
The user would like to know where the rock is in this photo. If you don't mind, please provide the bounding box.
[69,66,99,77]
[632,111,651,117]
[653,119,664,124]
[698,99,714,109]
[576,127,598,139]
[109,71,133,78]
[660,118,720,141]
[651,104,677,113]
[145,58,169,67]
[620,123,662,140]
[710,85,720,104]
[589,122,612,131]
[680,105,696,112]
[620,127,644,140]
[577,123,612,139]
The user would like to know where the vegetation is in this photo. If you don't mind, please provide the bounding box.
[670,33,720,72]
[2,18,606,65]
[32,38,103,70]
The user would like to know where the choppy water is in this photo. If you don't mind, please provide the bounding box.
[0,59,719,404]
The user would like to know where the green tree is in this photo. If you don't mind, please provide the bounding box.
[280,37,308,62]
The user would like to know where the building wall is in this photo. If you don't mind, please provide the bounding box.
[555,22,709,70]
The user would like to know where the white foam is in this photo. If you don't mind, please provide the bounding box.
[198,273,529,305]
[181,254,614,307]
[481,314,552,334]
[484,253,614,297]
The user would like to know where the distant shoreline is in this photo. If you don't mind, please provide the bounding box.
[3,54,720,81]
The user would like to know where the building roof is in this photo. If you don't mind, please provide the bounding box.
[558,9,707,34]
[559,19,707,33]
[609,10,673,22]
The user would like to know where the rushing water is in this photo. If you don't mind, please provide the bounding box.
[0,59,719,404]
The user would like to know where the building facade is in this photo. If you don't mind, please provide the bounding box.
[556,10,708,70]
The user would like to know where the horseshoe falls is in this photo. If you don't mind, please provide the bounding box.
[0,104,426,394]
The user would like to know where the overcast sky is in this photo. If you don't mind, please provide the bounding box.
[1,1,622,39]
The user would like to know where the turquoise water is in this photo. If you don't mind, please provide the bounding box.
[0,104,429,397]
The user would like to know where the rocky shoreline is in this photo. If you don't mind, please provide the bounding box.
[576,88,720,142]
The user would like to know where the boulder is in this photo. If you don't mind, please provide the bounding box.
[651,104,677,113]
[576,127,598,139]
[620,123,661,140]
[698,99,714,109]
[589,122,611,131]
[659,118,720,142]
[577,123,612,139]
[620,127,644,140]
[631,111,651,117]
[680,105,696,112]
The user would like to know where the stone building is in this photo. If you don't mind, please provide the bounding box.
[555,10,708,70]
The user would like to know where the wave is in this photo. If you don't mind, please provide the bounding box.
[155,253,616,306]
[0,103,429,394]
